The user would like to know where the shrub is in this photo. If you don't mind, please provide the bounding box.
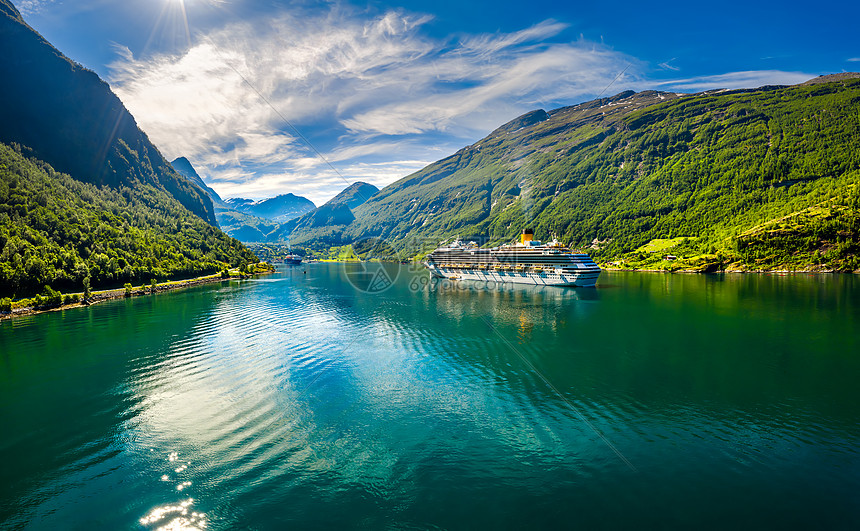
[83,276,92,301]
[43,285,62,307]
[0,297,11,312]
[124,283,133,297]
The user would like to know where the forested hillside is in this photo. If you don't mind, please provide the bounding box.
[325,75,860,271]
[0,0,217,225]
[280,181,379,246]
[0,143,255,297]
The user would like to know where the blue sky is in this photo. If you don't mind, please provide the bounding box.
[15,0,860,205]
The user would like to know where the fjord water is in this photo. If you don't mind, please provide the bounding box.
[1,266,859,529]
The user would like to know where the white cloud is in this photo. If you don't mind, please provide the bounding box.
[658,58,680,71]
[653,70,814,92]
[109,7,640,202]
[210,157,431,206]
[108,5,817,205]
[847,57,860,62]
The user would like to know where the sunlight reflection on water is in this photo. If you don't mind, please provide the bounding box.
[139,497,207,530]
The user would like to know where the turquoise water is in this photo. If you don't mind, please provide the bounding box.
[1,265,859,529]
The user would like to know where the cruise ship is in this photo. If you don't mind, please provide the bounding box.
[424,229,601,287]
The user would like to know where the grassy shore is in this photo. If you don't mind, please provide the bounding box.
[1,266,273,321]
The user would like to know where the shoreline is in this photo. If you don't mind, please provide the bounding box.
[1,271,269,321]
[4,265,857,321]
[601,266,858,274]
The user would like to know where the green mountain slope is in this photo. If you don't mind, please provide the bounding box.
[0,143,255,297]
[280,182,380,246]
[213,207,282,243]
[0,0,217,225]
[0,1,257,298]
[325,181,379,210]
[336,76,860,270]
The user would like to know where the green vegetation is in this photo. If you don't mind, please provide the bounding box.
[0,0,261,302]
[0,2,217,225]
[319,77,860,271]
[637,237,691,254]
[318,245,360,261]
[214,206,285,243]
[247,183,377,248]
[246,244,309,262]
[0,143,257,298]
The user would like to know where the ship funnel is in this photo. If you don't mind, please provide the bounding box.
[520,228,534,244]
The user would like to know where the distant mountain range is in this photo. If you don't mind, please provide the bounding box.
[287,74,860,271]
[281,181,379,246]
[224,194,315,223]
[172,156,312,242]
[169,156,377,243]
[0,0,255,297]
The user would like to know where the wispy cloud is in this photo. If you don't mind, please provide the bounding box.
[213,159,433,205]
[109,5,816,204]
[847,57,860,62]
[109,7,639,202]
[653,70,814,92]
[658,58,680,71]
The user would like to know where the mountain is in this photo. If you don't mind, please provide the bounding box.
[168,157,315,242]
[330,75,860,270]
[278,182,379,246]
[0,1,256,297]
[324,181,379,209]
[171,157,224,205]
[225,194,315,222]
[0,0,217,226]
[214,207,283,243]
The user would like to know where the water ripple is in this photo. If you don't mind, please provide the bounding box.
[2,268,860,529]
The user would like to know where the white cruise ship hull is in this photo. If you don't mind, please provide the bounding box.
[426,264,600,288]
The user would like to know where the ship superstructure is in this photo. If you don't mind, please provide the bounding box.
[424,229,601,287]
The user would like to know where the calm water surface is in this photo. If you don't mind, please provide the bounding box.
[1,266,859,529]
